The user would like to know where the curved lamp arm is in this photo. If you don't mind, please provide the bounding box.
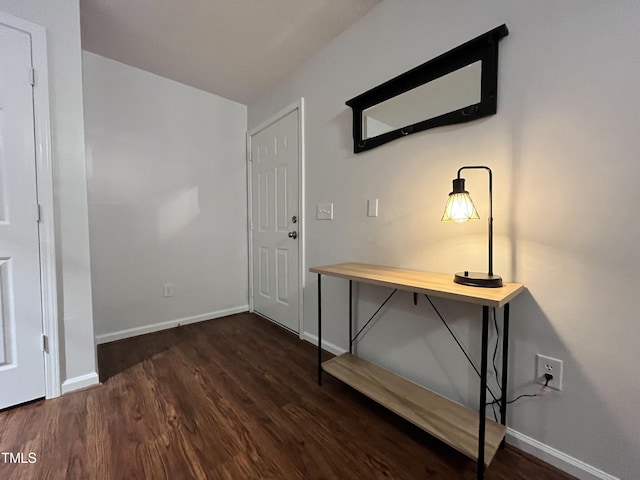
[456,166,494,277]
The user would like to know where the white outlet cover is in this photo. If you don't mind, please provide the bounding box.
[536,354,563,390]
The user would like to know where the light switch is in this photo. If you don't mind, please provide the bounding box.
[317,203,334,220]
[367,198,379,217]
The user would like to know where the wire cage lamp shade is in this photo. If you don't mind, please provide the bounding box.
[441,178,480,222]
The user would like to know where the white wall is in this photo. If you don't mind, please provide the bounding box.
[249,1,640,479]
[0,1,97,388]
[83,52,248,342]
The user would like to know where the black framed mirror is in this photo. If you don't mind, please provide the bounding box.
[346,25,509,153]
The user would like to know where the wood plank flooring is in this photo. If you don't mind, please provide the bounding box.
[0,313,576,480]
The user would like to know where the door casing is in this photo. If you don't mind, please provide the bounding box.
[247,99,305,338]
[0,11,60,399]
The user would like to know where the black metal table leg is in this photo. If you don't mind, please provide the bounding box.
[500,303,510,447]
[478,306,490,480]
[349,280,353,353]
[317,274,322,385]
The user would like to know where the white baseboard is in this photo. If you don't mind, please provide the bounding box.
[301,331,346,356]
[506,428,619,480]
[61,372,100,395]
[94,306,249,345]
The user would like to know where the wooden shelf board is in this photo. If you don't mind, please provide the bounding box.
[322,353,505,466]
[309,263,524,308]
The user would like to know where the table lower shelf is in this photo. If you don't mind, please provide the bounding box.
[322,353,505,466]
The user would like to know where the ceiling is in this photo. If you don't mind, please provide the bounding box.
[80,0,381,105]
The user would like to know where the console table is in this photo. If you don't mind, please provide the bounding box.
[310,263,524,480]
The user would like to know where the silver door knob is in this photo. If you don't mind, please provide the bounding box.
[288,231,298,239]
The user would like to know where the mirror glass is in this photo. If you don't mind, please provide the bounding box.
[362,61,482,139]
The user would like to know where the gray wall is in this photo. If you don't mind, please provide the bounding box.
[83,52,248,342]
[249,1,640,478]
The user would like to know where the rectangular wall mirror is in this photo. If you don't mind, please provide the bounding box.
[346,25,509,153]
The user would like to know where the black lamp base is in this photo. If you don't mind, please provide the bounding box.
[454,271,503,288]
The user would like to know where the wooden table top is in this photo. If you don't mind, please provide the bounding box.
[309,263,524,308]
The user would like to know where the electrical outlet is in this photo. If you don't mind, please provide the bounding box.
[536,354,563,390]
[163,283,174,297]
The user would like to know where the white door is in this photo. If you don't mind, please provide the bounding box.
[250,109,300,332]
[0,23,46,409]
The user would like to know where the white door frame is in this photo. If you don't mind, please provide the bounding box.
[0,11,60,399]
[247,99,305,338]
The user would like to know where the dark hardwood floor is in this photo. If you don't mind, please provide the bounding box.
[0,313,575,479]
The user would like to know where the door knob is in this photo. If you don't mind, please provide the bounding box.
[288,231,298,239]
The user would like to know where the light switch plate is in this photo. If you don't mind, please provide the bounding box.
[317,203,333,220]
[367,198,379,217]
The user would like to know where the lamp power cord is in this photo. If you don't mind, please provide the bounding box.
[487,373,553,408]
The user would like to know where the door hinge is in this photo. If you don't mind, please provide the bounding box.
[248,149,252,162]
[30,67,35,86]
[41,334,48,353]
[35,203,42,222]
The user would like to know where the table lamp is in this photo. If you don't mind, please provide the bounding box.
[441,166,503,288]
